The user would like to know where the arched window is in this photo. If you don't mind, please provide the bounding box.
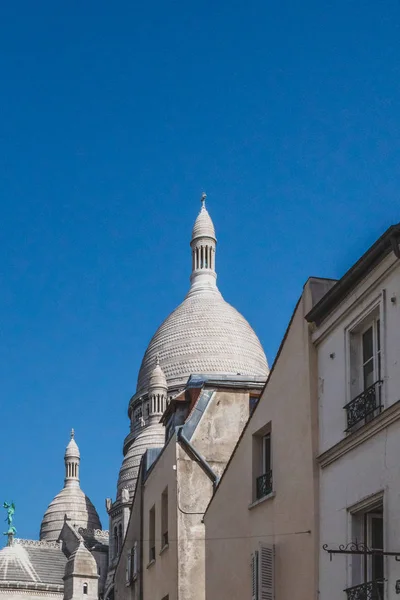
[83,583,88,594]
[205,245,208,268]
[118,524,123,556]
[114,526,119,558]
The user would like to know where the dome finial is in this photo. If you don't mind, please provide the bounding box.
[156,353,160,366]
[201,192,207,208]
[70,428,74,439]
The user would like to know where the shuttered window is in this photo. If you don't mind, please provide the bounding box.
[251,544,274,599]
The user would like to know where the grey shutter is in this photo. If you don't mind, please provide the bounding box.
[258,543,274,600]
[133,541,138,577]
[126,549,132,584]
[251,551,258,600]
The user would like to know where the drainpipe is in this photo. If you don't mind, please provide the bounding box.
[177,427,219,491]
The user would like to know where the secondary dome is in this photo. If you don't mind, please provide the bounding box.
[40,431,102,542]
[136,195,268,394]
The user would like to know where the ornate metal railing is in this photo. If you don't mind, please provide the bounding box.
[256,470,273,499]
[344,381,383,431]
[344,579,384,600]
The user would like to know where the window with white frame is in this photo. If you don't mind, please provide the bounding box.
[347,501,384,598]
[251,543,274,600]
[345,307,383,431]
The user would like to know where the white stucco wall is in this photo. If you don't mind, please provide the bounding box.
[315,254,400,454]
[316,254,400,599]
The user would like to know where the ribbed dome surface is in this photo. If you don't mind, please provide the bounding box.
[192,205,216,240]
[117,424,165,498]
[136,288,269,394]
[40,487,101,542]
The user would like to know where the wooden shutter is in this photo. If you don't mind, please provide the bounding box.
[258,543,274,600]
[251,551,258,600]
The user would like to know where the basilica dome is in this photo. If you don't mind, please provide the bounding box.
[40,431,101,542]
[135,196,268,394]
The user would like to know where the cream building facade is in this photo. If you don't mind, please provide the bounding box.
[114,375,265,600]
[307,225,400,600]
[203,277,335,600]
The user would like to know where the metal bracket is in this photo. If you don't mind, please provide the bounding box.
[323,543,400,562]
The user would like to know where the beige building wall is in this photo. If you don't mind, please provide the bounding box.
[142,436,178,600]
[116,384,260,600]
[203,280,329,600]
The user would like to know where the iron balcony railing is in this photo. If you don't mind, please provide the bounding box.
[256,470,273,500]
[344,380,383,431]
[344,579,384,600]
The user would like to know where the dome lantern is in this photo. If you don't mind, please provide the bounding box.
[39,431,101,542]
[65,429,80,488]
[189,193,218,296]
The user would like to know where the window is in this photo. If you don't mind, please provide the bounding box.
[118,523,123,556]
[252,426,273,501]
[346,502,384,599]
[249,395,259,416]
[83,583,88,595]
[126,541,138,585]
[113,526,119,558]
[161,487,168,548]
[149,505,156,562]
[346,310,383,431]
[251,543,274,600]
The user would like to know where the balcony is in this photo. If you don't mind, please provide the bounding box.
[344,380,383,431]
[256,470,273,500]
[344,579,384,600]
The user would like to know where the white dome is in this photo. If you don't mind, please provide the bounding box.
[40,487,102,542]
[40,432,101,542]
[136,287,268,394]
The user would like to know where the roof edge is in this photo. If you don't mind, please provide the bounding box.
[306,224,400,325]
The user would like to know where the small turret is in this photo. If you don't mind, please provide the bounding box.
[189,193,218,295]
[148,355,168,416]
[64,429,80,488]
[64,540,99,600]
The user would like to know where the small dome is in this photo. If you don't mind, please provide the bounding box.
[148,357,167,391]
[65,541,98,578]
[191,202,216,241]
[40,487,102,542]
[65,430,80,459]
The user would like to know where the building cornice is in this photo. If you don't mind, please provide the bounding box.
[318,399,400,468]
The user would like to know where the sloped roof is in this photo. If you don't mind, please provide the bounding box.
[0,539,66,590]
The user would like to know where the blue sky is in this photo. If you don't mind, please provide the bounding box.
[1,0,399,539]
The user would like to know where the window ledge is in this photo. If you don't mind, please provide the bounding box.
[159,543,169,555]
[146,559,156,569]
[248,491,275,510]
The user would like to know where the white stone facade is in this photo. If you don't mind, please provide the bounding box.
[309,229,400,599]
